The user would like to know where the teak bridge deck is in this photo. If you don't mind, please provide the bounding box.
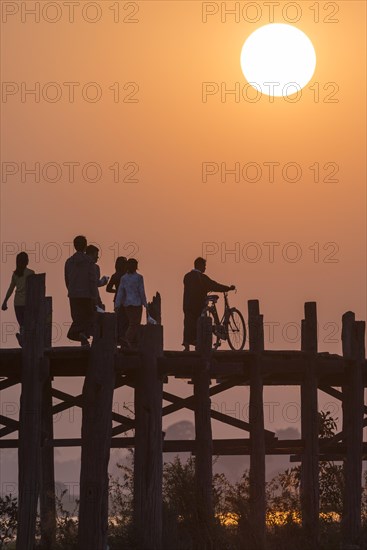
[0,274,365,550]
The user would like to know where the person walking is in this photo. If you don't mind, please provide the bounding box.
[183,257,235,351]
[64,235,98,346]
[1,252,35,347]
[106,256,128,344]
[115,258,147,349]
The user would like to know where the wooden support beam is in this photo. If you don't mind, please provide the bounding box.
[4,438,367,460]
[40,297,56,549]
[0,347,356,381]
[341,313,365,549]
[192,315,214,550]
[162,376,242,414]
[51,385,135,435]
[0,414,19,430]
[134,324,164,550]
[162,389,275,439]
[248,300,266,550]
[300,302,319,549]
[52,376,128,419]
[0,425,17,438]
[17,274,46,550]
[148,292,161,325]
[163,375,243,416]
[78,313,116,550]
[51,387,83,413]
[248,300,264,353]
[319,384,343,402]
[319,385,367,416]
[292,453,367,463]
[0,377,20,391]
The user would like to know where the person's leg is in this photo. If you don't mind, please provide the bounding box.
[14,306,25,346]
[125,306,133,346]
[117,306,129,345]
[14,305,25,328]
[67,298,82,341]
[183,311,199,349]
[183,313,191,350]
[84,299,96,339]
[125,306,142,347]
[67,298,94,343]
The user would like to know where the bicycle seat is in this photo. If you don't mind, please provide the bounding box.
[206,294,219,304]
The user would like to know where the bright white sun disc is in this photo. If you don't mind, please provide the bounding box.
[240,24,316,97]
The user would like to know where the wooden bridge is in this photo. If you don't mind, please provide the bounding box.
[0,274,365,550]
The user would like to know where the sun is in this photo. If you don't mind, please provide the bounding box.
[240,24,316,97]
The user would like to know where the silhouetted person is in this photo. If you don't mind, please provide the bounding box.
[106,256,127,295]
[86,244,108,311]
[183,257,235,351]
[107,256,128,344]
[115,258,147,349]
[2,252,35,347]
[65,236,98,346]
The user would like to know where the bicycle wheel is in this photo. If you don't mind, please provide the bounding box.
[225,308,246,351]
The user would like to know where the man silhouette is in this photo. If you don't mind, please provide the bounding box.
[183,257,235,351]
[65,236,98,346]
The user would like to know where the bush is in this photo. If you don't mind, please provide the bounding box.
[0,494,17,547]
[54,489,78,550]
[107,462,137,549]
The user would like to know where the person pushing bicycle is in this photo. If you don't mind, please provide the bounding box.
[182,257,235,351]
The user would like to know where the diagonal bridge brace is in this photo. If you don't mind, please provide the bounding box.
[113,376,276,440]
[0,377,20,391]
[319,384,367,416]
[51,382,135,436]
[0,378,21,437]
[0,379,135,439]
[162,380,276,440]
[0,414,19,430]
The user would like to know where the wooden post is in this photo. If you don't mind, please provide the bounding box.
[17,274,46,550]
[248,300,266,550]
[40,297,56,549]
[193,315,213,550]
[248,300,264,354]
[300,302,319,549]
[134,323,164,550]
[148,292,162,325]
[78,313,116,550]
[341,313,365,548]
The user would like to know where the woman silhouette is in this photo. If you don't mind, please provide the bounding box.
[115,258,147,349]
[2,252,35,347]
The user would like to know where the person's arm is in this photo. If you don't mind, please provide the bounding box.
[106,274,116,294]
[89,263,99,303]
[97,291,104,310]
[64,260,69,289]
[2,275,16,310]
[115,278,124,309]
[95,265,104,287]
[203,274,234,293]
[138,275,148,307]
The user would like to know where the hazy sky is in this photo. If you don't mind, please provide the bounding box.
[0,1,366,487]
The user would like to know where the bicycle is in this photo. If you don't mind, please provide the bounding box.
[202,291,246,351]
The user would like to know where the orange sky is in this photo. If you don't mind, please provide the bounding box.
[0,1,366,468]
